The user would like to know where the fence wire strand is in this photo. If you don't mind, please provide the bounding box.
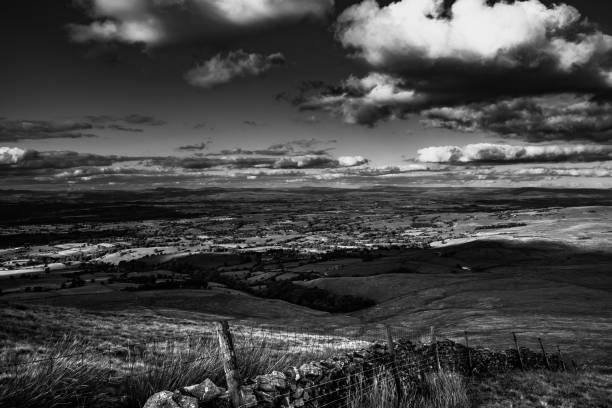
[1,321,568,408]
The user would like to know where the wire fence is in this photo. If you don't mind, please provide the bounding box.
[0,319,574,408]
[0,323,571,371]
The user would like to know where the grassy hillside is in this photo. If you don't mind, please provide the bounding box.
[469,371,612,407]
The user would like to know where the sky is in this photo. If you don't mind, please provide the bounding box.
[2,0,612,190]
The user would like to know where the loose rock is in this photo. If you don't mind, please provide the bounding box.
[183,378,226,402]
[143,391,180,408]
[176,394,199,408]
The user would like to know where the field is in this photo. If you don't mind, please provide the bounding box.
[0,187,611,406]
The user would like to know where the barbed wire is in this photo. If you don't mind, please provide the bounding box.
[237,356,439,408]
[0,324,557,370]
[1,318,568,408]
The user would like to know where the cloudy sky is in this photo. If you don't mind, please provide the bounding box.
[2,0,612,189]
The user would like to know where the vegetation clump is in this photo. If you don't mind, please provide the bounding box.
[262,281,376,313]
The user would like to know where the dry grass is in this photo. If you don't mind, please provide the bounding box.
[1,326,472,408]
[2,303,607,408]
[0,311,373,408]
[469,370,612,408]
[347,369,470,408]
[0,338,116,408]
[1,334,312,408]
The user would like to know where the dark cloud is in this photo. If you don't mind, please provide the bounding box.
[421,94,612,143]
[287,0,612,135]
[257,139,335,156]
[185,50,286,88]
[151,139,363,170]
[0,149,126,170]
[193,122,214,130]
[243,120,262,127]
[0,114,166,142]
[106,124,143,133]
[176,142,210,151]
[122,114,166,126]
[0,119,97,142]
[0,138,366,186]
[295,73,424,126]
[86,114,166,127]
[205,148,256,156]
[84,115,117,124]
[148,156,278,169]
[204,139,336,157]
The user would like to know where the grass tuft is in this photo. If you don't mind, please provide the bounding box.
[0,328,373,408]
[347,369,470,408]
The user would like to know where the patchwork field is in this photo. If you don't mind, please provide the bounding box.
[1,187,611,378]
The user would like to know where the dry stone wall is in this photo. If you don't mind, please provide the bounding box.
[143,339,563,408]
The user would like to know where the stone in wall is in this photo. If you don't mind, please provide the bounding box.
[143,338,561,408]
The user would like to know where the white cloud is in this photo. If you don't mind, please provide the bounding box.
[417,146,464,163]
[302,72,424,125]
[345,73,417,105]
[337,155,368,167]
[288,0,612,129]
[269,154,368,169]
[336,0,611,76]
[69,0,333,45]
[207,0,333,25]
[185,50,285,88]
[272,155,337,169]
[0,147,27,165]
[514,167,612,177]
[417,143,612,163]
[69,19,165,44]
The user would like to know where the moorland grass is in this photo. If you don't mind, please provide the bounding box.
[2,303,606,408]
[0,330,352,408]
[468,370,612,408]
[347,369,470,408]
[0,312,371,408]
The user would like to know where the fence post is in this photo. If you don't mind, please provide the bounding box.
[538,338,550,370]
[556,345,566,372]
[571,359,578,373]
[107,344,114,381]
[385,326,404,406]
[464,331,472,374]
[512,333,524,371]
[432,327,441,372]
[215,321,242,408]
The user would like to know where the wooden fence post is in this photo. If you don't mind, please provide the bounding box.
[556,345,566,372]
[385,326,404,407]
[108,345,113,381]
[464,331,472,374]
[571,359,578,373]
[538,338,550,370]
[512,333,524,371]
[215,321,242,408]
[432,327,441,372]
